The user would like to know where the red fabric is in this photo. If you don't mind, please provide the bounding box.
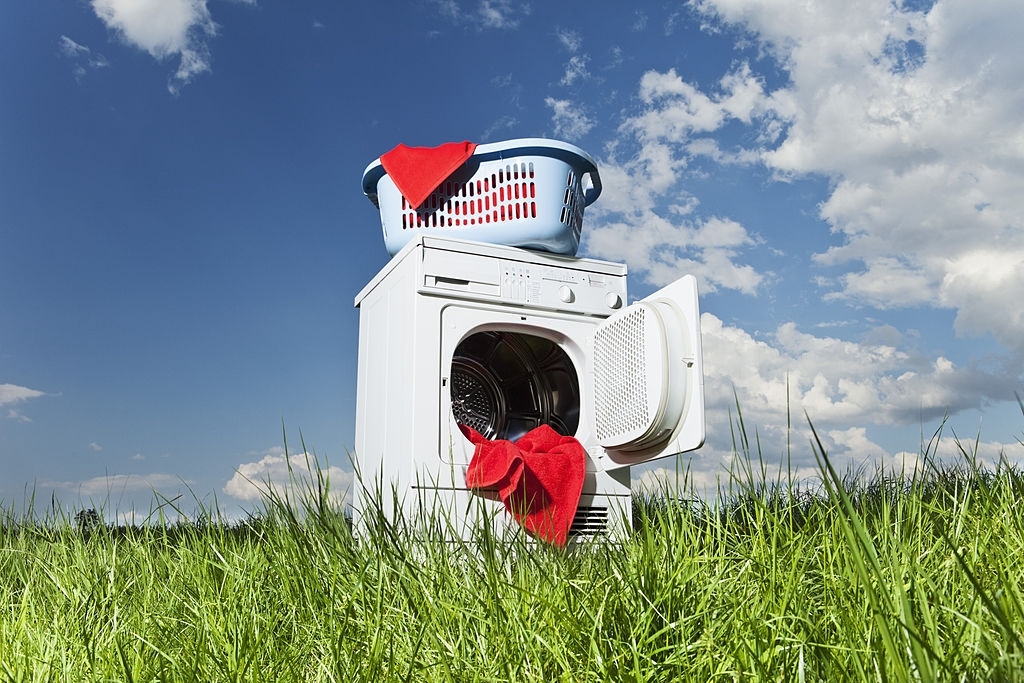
[380,141,477,209]
[461,424,586,547]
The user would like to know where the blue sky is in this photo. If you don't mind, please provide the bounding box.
[2,0,1022,520]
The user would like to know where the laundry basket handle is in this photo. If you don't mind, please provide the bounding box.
[578,157,602,207]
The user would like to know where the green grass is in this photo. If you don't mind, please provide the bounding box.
[3,421,1024,681]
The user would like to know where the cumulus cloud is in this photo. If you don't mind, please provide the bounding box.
[224,447,354,508]
[587,214,764,293]
[700,312,1018,429]
[89,0,222,93]
[681,310,1024,483]
[577,0,1024,485]
[630,306,1024,499]
[689,0,1024,353]
[580,63,773,290]
[588,0,1024,348]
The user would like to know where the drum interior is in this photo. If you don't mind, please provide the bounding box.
[450,331,580,442]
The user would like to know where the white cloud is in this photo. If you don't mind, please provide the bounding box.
[579,63,774,291]
[224,447,354,508]
[560,55,590,86]
[44,473,187,497]
[579,0,1024,479]
[633,11,648,32]
[586,214,764,293]
[1,384,45,421]
[89,442,103,452]
[476,0,529,29]
[627,308,1024,497]
[0,383,45,406]
[553,29,591,86]
[430,0,530,30]
[689,0,1024,352]
[58,35,90,58]
[59,34,113,80]
[90,0,219,93]
[556,28,582,53]
[545,97,595,140]
[700,312,1018,428]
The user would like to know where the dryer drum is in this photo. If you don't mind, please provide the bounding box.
[451,331,580,442]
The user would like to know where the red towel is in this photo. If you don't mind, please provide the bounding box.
[380,141,478,209]
[461,424,586,547]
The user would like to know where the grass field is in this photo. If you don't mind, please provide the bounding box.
[2,421,1024,681]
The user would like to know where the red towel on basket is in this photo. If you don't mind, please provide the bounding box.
[380,141,477,209]
[461,424,586,547]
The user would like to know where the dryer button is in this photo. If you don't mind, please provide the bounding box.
[559,285,575,304]
[605,292,623,309]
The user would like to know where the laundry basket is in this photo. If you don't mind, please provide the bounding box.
[362,138,602,256]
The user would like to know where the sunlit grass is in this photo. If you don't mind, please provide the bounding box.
[3,416,1024,681]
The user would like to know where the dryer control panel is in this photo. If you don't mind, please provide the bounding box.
[418,239,628,316]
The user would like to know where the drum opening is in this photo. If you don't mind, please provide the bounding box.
[450,330,580,442]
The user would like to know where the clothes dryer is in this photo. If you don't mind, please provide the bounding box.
[353,234,704,541]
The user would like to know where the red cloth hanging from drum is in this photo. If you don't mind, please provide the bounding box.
[461,424,586,548]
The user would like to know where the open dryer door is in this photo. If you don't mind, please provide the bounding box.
[591,274,705,470]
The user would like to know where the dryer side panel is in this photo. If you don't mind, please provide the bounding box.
[353,257,420,516]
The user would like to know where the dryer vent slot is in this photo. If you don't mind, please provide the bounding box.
[570,506,608,536]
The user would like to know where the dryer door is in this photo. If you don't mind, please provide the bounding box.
[591,274,705,469]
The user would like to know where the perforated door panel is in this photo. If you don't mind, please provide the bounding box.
[592,275,706,467]
[593,303,670,449]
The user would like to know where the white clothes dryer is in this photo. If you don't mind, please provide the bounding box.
[352,234,704,541]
